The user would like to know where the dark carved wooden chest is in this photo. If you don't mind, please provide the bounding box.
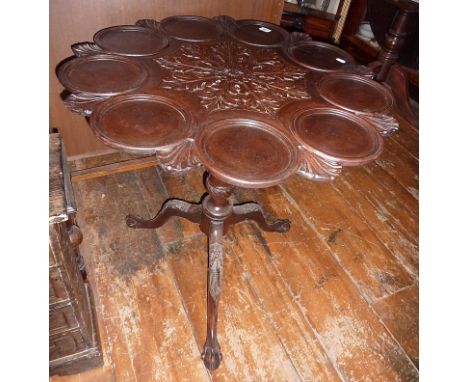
[49,134,103,375]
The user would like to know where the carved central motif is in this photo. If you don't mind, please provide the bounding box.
[156,40,310,114]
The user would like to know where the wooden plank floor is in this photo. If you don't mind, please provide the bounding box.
[51,115,418,381]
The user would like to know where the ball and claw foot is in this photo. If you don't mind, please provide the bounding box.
[274,218,290,233]
[202,342,223,370]
[230,202,291,234]
[125,215,144,228]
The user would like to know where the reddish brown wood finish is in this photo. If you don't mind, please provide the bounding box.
[160,15,224,42]
[57,55,151,96]
[304,71,399,136]
[284,40,355,72]
[94,25,169,56]
[289,107,384,166]
[90,92,199,154]
[195,111,300,188]
[231,19,289,47]
[316,72,394,114]
[56,15,400,371]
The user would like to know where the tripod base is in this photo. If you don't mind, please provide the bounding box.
[126,172,290,370]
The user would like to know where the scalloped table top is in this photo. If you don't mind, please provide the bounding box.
[57,15,399,187]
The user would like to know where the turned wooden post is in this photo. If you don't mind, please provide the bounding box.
[375,0,419,83]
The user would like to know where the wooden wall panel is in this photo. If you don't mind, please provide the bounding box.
[50,0,285,157]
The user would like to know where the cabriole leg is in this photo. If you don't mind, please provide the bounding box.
[202,220,224,370]
[200,174,233,370]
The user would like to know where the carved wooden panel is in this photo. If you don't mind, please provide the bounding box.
[156,39,309,114]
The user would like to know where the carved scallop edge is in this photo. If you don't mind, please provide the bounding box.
[296,146,342,182]
[359,112,399,136]
[63,92,108,116]
[71,42,104,57]
[135,19,160,31]
[306,72,399,136]
[340,63,375,79]
[155,138,202,172]
[213,15,238,34]
[288,31,313,45]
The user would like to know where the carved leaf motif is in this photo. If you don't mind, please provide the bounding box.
[208,242,224,300]
[360,113,399,136]
[155,40,309,114]
[288,31,313,44]
[297,147,342,182]
[71,42,104,57]
[156,138,201,172]
[63,93,106,116]
[135,19,160,31]
[340,63,375,79]
[213,15,237,33]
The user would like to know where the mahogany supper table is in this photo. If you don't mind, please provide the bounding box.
[57,15,399,370]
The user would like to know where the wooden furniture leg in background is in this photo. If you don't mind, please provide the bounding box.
[126,172,290,370]
[370,0,419,127]
[386,63,419,128]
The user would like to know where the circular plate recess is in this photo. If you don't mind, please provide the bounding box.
[315,72,394,113]
[195,111,299,188]
[231,20,289,47]
[160,15,223,42]
[57,55,149,96]
[90,92,198,154]
[290,107,384,166]
[93,25,169,56]
[285,41,355,72]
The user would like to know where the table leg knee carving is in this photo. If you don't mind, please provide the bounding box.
[202,220,225,370]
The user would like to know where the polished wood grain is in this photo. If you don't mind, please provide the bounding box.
[50,108,418,380]
[50,0,285,157]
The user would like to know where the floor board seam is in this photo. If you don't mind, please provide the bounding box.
[332,178,419,279]
[371,283,418,304]
[280,183,410,303]
[243,220,348,382]
[374,158,419,201]
[279,184,419,376]
[74,182,120,382]
[231,230,306,382]
[389,134,419,163]
[360,164,419,219]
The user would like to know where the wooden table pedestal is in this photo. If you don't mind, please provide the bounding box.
[125,172,289,369]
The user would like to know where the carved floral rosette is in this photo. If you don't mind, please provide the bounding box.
[155,39,310,115]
